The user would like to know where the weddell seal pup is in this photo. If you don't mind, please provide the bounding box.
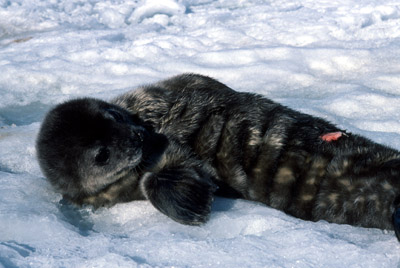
[36,73,400,240]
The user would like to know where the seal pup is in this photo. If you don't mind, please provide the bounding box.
[36,73,400,239]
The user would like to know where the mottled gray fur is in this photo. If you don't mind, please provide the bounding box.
[36,74,400,237]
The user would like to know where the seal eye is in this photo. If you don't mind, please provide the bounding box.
[107,109,124,123]
[95,147,110,165]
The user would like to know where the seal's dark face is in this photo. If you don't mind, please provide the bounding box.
[36,98,147,200]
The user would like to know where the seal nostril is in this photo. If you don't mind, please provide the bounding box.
[137,131,144,142]
[131,129,143,142]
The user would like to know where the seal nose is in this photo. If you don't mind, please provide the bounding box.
[131,128,144,143]
[137,129,145,141]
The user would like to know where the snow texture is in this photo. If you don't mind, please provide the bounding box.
[1,0,400,267]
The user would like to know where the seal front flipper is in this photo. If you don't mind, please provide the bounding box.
[140,168,217,225]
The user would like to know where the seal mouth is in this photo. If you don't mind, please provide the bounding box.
[80,151,143,196]
[111,152,143,181]
[83,164,138,196]
[113,163,138,178]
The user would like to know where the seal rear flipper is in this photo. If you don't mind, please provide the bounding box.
[393,207,400,241]
[393,195,400,242]
[140,168,217,225]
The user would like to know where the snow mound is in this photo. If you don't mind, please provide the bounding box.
[129,0,186,24]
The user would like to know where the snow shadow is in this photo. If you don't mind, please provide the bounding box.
[57,199,95,237]
[211,197,237,212]
[0,102,51,127]
[0,241,36,268]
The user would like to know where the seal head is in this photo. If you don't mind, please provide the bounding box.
[36,98,149,201]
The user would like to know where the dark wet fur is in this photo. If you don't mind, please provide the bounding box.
[37,74,400,239]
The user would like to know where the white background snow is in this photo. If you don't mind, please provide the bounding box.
[1,0,400,267]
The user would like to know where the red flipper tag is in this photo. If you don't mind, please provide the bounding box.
[320,131,343,142]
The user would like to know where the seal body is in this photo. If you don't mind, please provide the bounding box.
[37,74,400,235]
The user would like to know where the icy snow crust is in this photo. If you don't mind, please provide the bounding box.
[1,0,400,267]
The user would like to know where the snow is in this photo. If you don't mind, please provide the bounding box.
[1,0,400,267]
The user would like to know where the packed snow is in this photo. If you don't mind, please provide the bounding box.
[1,0,400,267]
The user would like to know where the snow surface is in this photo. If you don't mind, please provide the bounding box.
[1,0,400,267]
